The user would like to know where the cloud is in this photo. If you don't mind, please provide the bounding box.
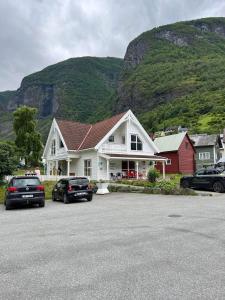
[0,0,225,90]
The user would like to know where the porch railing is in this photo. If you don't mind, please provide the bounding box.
[101,144,127,153]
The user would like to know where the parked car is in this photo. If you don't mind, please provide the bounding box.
[52,177,93,203]
[180,168,225,192]
[5,176,45,210]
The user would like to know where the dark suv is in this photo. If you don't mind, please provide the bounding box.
[52,177,93,203]
[5,176,45,210]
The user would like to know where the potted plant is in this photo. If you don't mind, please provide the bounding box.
[96,180,110,194]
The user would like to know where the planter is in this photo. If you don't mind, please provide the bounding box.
[96,182,110,195]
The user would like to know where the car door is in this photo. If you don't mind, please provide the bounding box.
[58,180,67,200]
[192,170,206,189]
[53,180,61,200]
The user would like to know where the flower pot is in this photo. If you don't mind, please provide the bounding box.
[96,182,109,194]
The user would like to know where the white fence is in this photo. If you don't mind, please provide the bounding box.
[5,175,72,182]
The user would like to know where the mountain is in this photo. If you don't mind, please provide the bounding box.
[115,17,225,134]
[2,17,225,141]
[0,56,123,140]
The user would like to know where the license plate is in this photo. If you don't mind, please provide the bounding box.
[22,194,33,198]
[76,192,87,196]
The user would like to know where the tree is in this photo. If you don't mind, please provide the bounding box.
[0,142,18,179]
[13,106,43,166]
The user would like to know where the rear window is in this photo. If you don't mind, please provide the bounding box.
[69,179,89,185]
[12,178,41,187]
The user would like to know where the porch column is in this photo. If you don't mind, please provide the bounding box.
[162,161,166,179]
[106,159,110,180]
[136,161,139,179]
[46,161,50,175]
[55,160,58,174]
[67,159,71,176]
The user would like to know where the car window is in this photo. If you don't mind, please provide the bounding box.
[12,178,41,187]
[69,179,89,185]
[61,181,67,188]
[196,170,205,175]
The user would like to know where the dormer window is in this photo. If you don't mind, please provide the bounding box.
[131,134,142,151]
[109,135,114,142]
[51,139,56,155]
[59,138,64,148]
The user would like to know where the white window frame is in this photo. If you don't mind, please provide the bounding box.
[130,134,143,151]
[199,152,210,160]
[166,159,172,165]
[84,159,92,177]
[51,139,56,155]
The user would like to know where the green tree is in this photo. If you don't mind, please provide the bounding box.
[0,142,18,179]
[13,106,43,166]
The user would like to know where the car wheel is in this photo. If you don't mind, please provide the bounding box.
[213,181,224,193]
[39,200,45,207]
[182,180,189,188]
[63,194,69,204]
[87,196,93,201]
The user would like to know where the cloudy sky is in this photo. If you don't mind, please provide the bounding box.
[1,0,225,91]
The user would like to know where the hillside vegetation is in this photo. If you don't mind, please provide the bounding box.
[116,17,225,134]
[0,57,123,140]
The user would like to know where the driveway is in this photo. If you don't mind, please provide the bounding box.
[1,193,225,299]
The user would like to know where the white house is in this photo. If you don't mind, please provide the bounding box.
[43,110,167,180]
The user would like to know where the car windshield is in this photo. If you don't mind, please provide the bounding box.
[12,178,41,187]
[69,179,89,186]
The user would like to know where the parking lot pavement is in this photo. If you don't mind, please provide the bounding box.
[1,193,225,300]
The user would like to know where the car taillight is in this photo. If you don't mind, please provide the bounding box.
[68,185,72,192]
[7,187,17,193]
[37,185,45,191]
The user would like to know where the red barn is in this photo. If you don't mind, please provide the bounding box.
[154,132,195,174]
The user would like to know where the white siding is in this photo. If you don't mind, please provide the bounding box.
[72,150,98,180]
[129,120,155,154]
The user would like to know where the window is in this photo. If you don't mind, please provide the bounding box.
[51,139,56,155]
[185,142,189,149]
[108,135,114,142]
[166,159,172,165]
[122,136,125,144]
[199,152,210,160]
[59,138,64,148]
[84,159,92,176]
[131,134,142,151]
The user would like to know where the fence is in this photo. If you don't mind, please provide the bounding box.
[5,175,72,182]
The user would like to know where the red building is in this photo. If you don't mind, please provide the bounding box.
[154,132,195,174]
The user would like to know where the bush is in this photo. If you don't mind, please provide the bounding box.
[147,168,160,182]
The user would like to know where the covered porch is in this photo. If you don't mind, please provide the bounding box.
[46,157,79,177]
[99,153,167,181]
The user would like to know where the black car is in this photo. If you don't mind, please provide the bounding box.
[52,177,93,203]
[5,176,45,210]
[180,168,225,193]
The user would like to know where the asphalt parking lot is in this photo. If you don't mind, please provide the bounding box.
[1,192,225,300]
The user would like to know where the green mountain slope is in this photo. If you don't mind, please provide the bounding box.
[115,17,225,134]
[0,56,123,140]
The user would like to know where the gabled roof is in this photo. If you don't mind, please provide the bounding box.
[154,132,187,152]
[190,134,221,147]
[56,112,126,151]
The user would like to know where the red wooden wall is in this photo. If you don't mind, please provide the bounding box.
[178,135,195,174]
[156,151,179,174]
[155,134,195,175]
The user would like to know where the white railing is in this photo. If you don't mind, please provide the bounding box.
[101,144,127,153]
[5,175,71,182]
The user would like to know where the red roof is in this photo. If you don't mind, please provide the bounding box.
[56,112,126,151]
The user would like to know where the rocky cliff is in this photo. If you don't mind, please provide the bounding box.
[115,17,225,133]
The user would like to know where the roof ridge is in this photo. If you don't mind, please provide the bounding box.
[77,125,93,150]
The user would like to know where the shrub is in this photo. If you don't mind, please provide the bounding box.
[147,168,160,182]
